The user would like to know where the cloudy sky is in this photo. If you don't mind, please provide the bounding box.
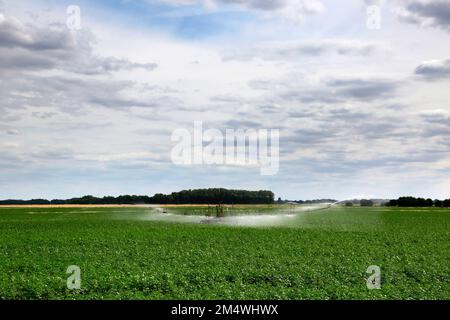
[1,0,450,200]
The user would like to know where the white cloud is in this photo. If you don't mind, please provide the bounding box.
[146,0,324,22]
[223,39,388,61]
[76,152,161,162]
[0,12,157,74]
[415,58,450,79]
[396,0,450,31]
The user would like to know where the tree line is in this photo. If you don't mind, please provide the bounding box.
[0,195,152,205]
[0,188,275,205]
[150,188,274,204]
[3,193,449,207]
[277,198,337,204]
[387,197,450,207]
[344,199,375,207]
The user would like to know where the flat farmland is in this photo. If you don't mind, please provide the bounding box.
[0,206,448,300]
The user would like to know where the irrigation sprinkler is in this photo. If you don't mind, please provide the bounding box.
[216,204,225,218]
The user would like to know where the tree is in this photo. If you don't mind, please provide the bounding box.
[147,188,275,204]
[434,199,443,207]
[360,199,374,207]
[345,202,354,207]
[388,197,448,207]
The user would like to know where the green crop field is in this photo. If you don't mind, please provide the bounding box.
[0,206,449,300]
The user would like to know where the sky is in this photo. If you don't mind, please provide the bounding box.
[1,0,450,200]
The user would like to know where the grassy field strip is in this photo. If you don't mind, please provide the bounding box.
[0,206,448,299]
